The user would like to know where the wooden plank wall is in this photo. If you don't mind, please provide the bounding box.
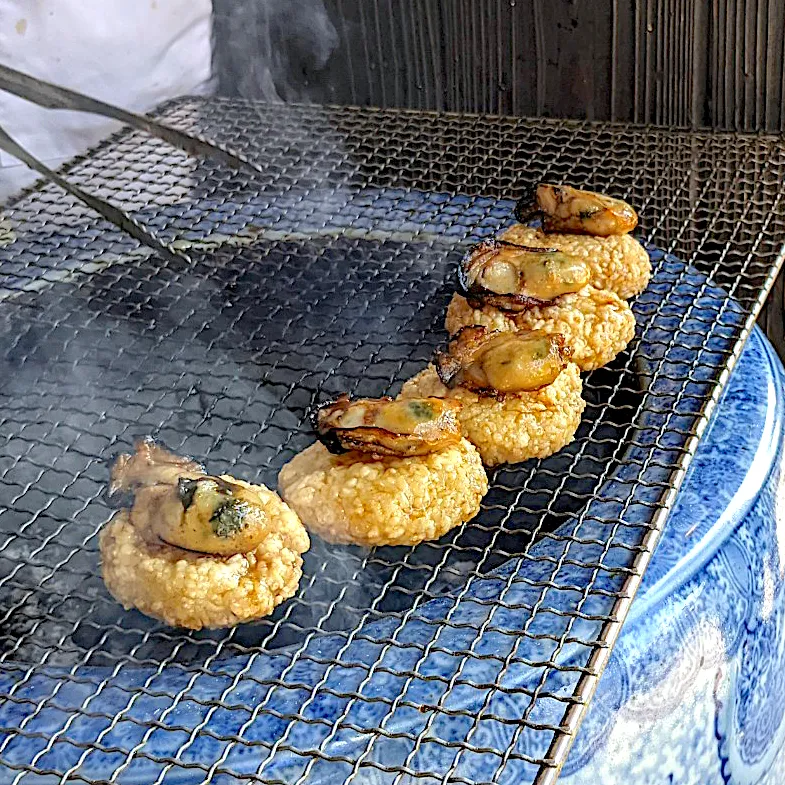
[212,0,785,354]
[213,0,785,130]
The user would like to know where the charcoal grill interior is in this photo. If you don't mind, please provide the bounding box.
[0,99,784,785]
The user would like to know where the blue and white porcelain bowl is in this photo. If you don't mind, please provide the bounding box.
[562,324,785,785]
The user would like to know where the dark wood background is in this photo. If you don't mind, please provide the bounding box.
[211,0,785,354]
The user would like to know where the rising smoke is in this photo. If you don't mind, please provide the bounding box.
[212,0,340,102]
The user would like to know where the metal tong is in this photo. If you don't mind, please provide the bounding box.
[0,64,264,262]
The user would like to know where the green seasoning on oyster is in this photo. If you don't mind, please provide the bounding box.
[211,500,251,538]
[406,399,436,421]
[152,475,267,555]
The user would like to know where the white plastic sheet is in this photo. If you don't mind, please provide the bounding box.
[0,0,212,201]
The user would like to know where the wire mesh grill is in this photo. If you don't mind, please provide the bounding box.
[0,98,784,785]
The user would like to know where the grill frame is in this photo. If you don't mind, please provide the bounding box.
[0,98,784,784]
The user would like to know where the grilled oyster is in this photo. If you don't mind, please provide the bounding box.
[435,326,569,396]
[109,436,203,496]
[312,394,462,457]
[515,184,638,236]
[101,440,309,629]
[458,239,590,312]
[110,439,276,556]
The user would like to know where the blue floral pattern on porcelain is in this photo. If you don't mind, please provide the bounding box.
[560,322,785,785]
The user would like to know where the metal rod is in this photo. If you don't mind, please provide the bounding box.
[0,124,188,264]
[0,63,264,176]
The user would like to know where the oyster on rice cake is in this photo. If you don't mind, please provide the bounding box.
[446,238,636,371]
[278,396,487,547]
[504,183,651,299]
[400,327,585,467]
[445,288,635,373]
[100,438,309,630]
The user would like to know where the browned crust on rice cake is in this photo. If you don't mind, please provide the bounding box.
[278,438,487,547]
[99,479,309,630]
[445,289,635,372]
[399,363,584,467]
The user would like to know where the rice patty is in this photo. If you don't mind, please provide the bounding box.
[400,363,584,467]
[100,478,309,630]
[445,288,635,372]
[500,224,651,299]
[278,438,487,547]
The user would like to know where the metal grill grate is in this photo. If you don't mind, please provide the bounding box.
[0,98,784,785]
